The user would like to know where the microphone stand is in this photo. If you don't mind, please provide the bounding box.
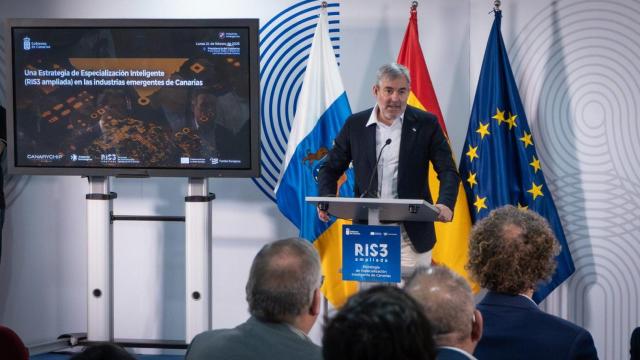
[360,138,392,198]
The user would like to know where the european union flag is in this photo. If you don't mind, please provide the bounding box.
[459,10,574,303]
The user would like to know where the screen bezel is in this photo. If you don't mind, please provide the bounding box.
[5,18,261,178]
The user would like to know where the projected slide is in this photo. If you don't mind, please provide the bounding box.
[12,27,252,170]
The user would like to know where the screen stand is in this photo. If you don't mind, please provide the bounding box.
[86,176,116,341]
[185,177,215,342]
[84,176,215,346]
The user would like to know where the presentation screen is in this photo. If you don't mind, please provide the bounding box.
[6,19,260,177]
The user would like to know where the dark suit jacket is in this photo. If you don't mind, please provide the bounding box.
[437,347,476,359]
[474,292,598,360]
[186,316,322,360]
[318,105,459,252]
[631,327,640,360]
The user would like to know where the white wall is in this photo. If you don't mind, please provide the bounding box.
[1,0,638,358]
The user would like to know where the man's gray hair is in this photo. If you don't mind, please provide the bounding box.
[246,237,321,323]
[376,62,411,86]
[406,266,474,346]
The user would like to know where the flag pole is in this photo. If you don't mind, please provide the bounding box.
[321,1,328,9]
[494,0,501,11]
[411,1,418,12]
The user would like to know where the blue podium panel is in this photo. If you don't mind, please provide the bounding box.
[342,224,401,283]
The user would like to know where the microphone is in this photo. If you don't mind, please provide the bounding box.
[361,138,392,198]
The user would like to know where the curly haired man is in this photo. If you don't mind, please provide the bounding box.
[468,205,598,360]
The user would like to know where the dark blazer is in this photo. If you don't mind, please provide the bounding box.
[474,292,598,360]
[318,105,459,252]
[437,347,476,360]
[631,327,640,360]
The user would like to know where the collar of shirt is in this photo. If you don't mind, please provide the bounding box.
[438,346,478,360]
[366,104,404,127]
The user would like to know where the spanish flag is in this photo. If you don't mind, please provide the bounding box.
[396,5,478,292]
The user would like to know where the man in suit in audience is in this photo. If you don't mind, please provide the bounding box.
[468,205,598,360]
[322,285,436,360]
[406,266,482,360]
[70,343,135,360]
[631,327,640,359]
[186,237,323,360]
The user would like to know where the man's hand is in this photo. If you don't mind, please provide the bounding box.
[317,207,330,222]
[434,204,453,222]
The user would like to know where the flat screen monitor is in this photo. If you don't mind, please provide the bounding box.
[6,18,260,177]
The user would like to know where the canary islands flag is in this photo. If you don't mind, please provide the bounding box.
[275,8,356,307]
[459,10,575,302]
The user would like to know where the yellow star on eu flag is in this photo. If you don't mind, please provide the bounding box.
[474,195,488,212]
[530,156,541,173]
[527,182,544,200]
[476,122,490,139]
[520,131,533,148]
[506,113,518,130]
[517,202,528,210]
[466,145,479,162]
[492,108,506,125]
[467,172,477,188]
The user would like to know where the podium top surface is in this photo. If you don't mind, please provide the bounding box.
[306,196,439,222]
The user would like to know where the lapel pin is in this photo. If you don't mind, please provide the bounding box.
[411,127,417,132]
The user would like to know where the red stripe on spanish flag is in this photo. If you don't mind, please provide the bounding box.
[397,6,478,292]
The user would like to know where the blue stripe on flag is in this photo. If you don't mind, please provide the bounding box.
[276,92,353,240]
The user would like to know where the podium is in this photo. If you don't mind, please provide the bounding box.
[305,196,439,225]
[306,196,439,286]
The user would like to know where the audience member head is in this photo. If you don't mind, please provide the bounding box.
[631,327,640,360]
[467,205,561,295]
[322,285,436,360]
[69,343,135,360]
[406,266,482,354]
[245,237,322,332]
[0,325,29,360]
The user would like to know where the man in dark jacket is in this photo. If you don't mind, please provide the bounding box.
[468,205,598,360]
[317,63,459,271]
[186,238,323,360]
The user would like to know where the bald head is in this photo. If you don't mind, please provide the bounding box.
[406,266,478,349]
